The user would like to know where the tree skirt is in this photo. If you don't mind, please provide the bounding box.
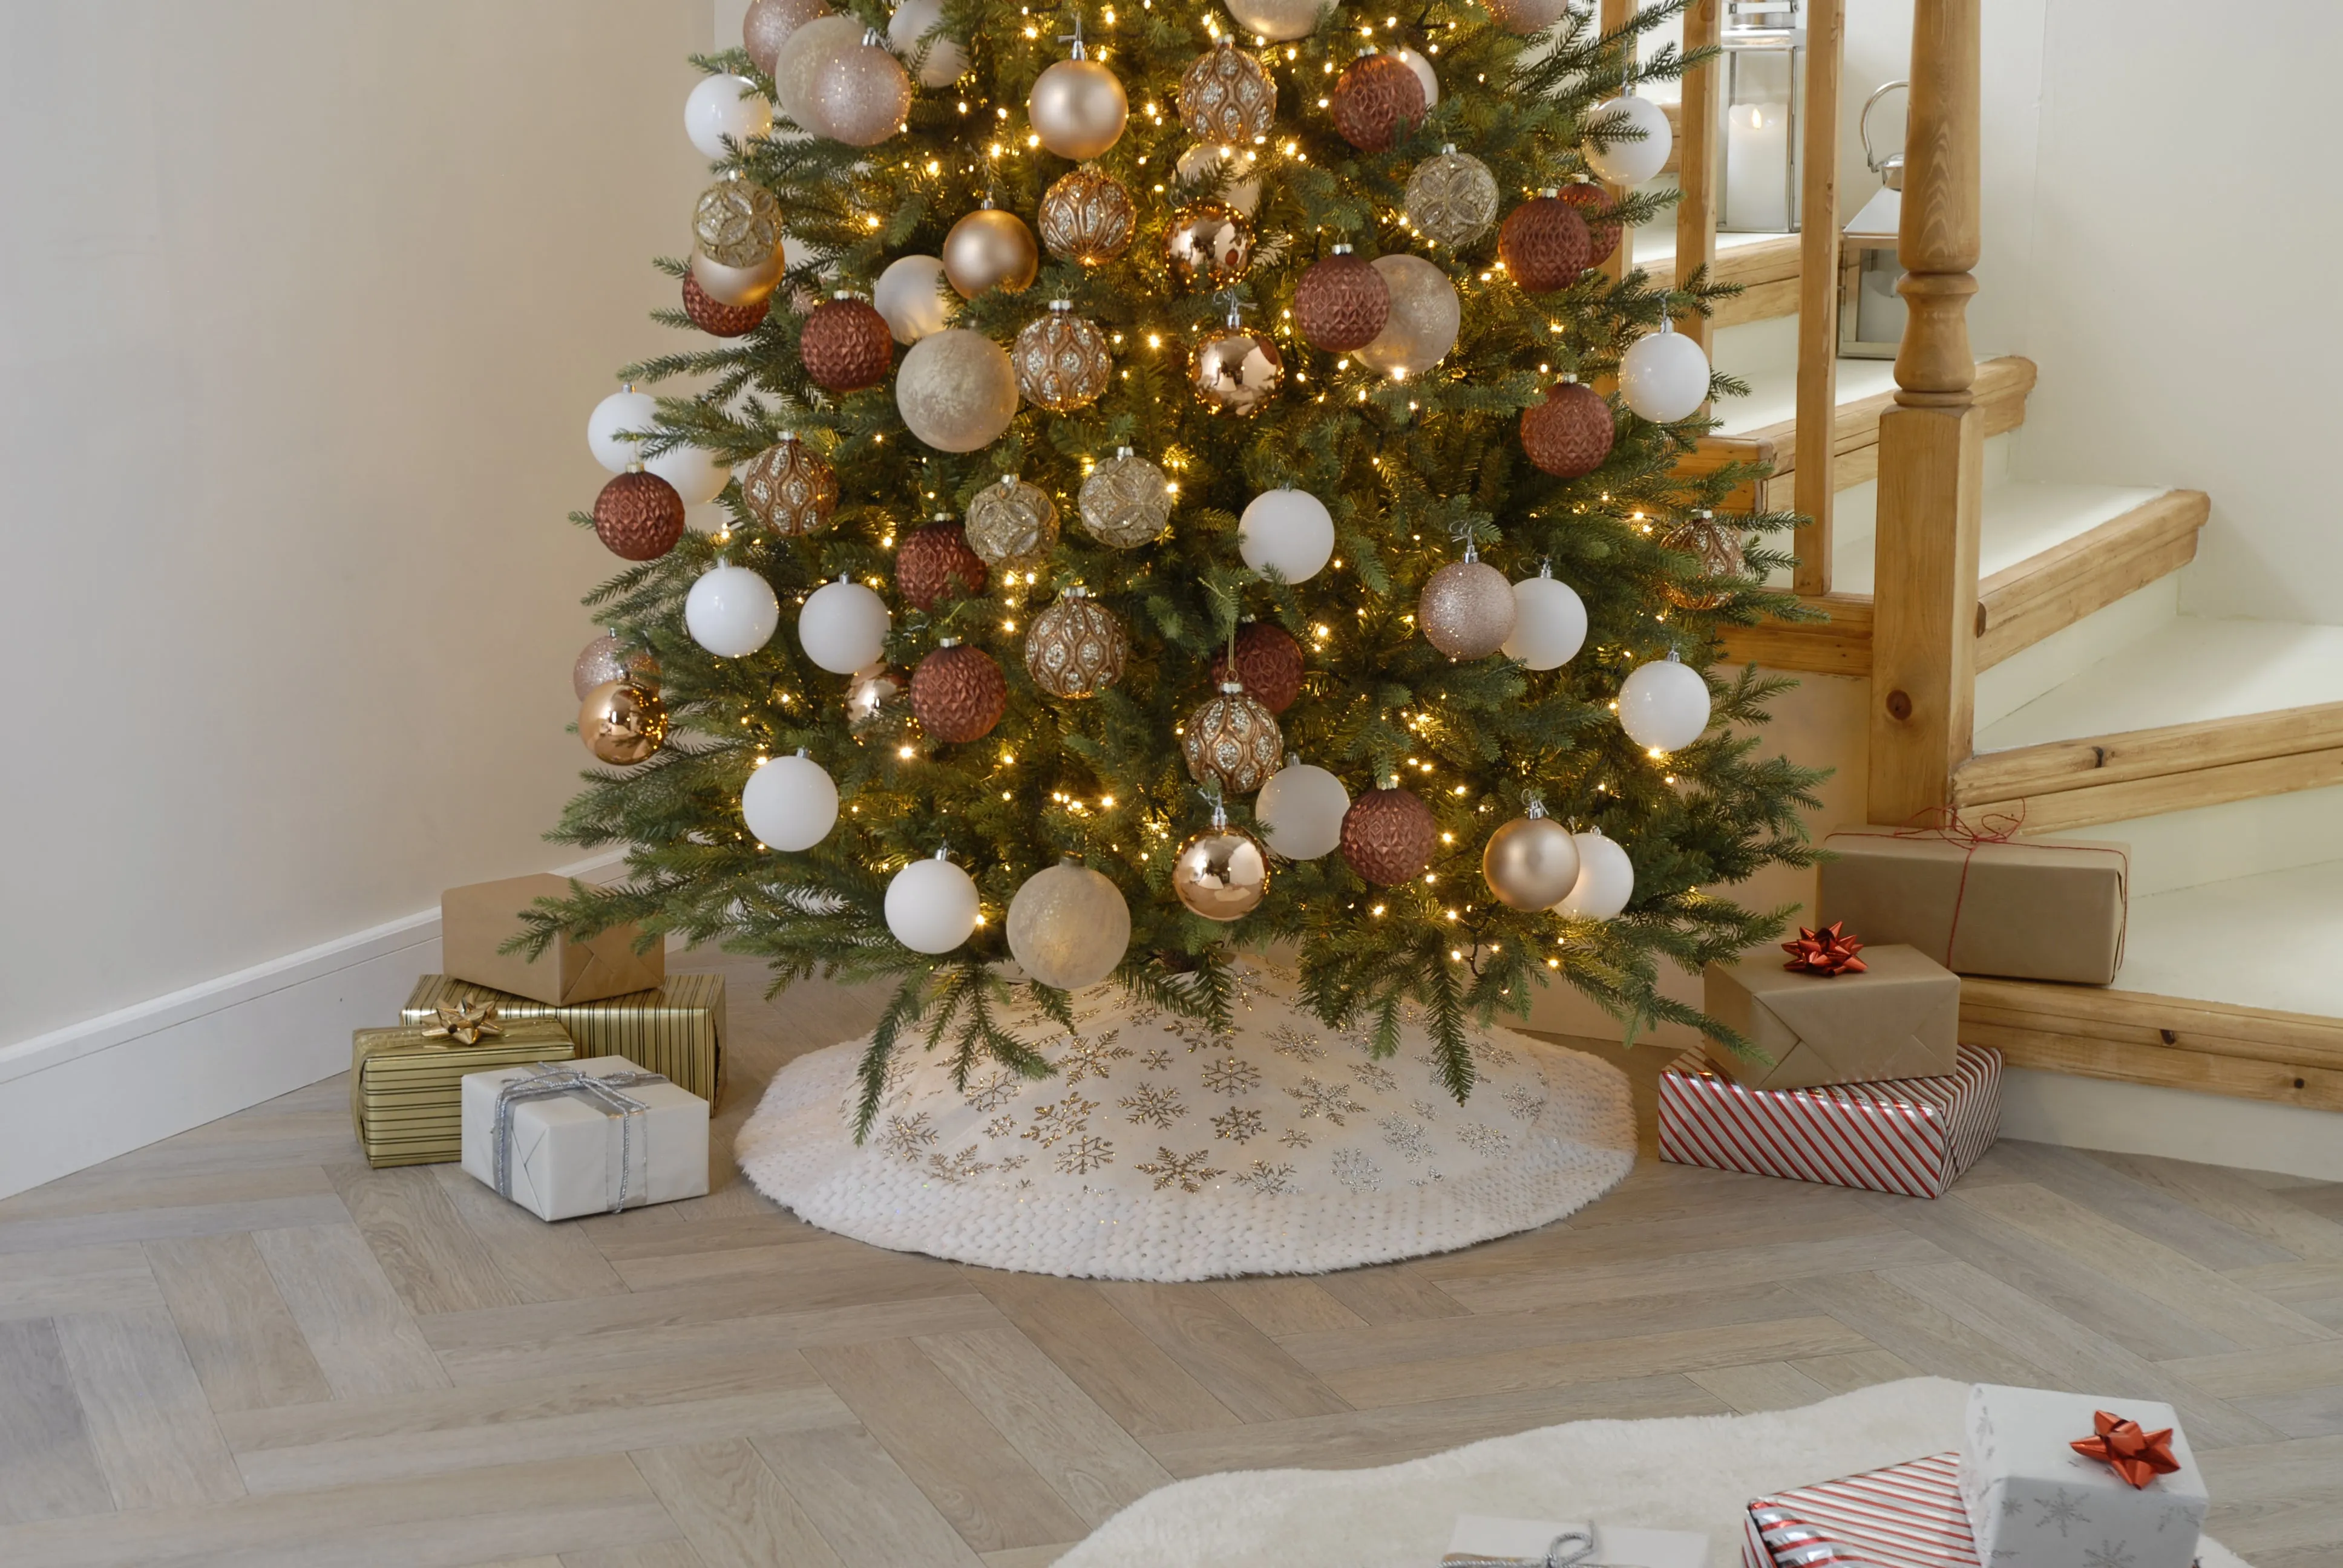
[736,960,1635,1281]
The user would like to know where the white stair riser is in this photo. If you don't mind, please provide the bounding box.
[1973,573,2181,731]
[2046,782,2343,897]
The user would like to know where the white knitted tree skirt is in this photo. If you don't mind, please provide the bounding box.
[736,960,1636,1281]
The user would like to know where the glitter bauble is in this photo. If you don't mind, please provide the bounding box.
[1006,858,1130,990]
[592,470,686,561]
[798,293,894,394]
[1179,41,1277,142]
[1484,0,1569,34]
[681,269,770,337]
[1028,55,1129,161]
[744,0,833,74]
[1190,326,1284,416]
[1079,448,1173,547]
[1224,0,1322,42]
[1292,247,1389,352]
[693,176,785,269]
[1404,146,1501,247]
[1354,253,1459,377]
[965,475,1060,574]
[739,434,837,535]
[1659,512,1748,610]
[1023,587,1128,699]
[1559,183,1622,265]
[896,520,988,610]
[580,679,668,766]
[1498,191,1591,291]
[1012,301,1112,413]
[773,15,911,146]
[572,634,658,701]
[1183,682,1283,795]
[1173,828,1270,921]
[1519,379,1614,478]
[1039,165,1136,266]
[909,641,1008,744]
[1419,556,1518,659]
[1481,811,1582,910]
[1331,50,1426,153]
[1210,621,1305,714]
[844,659,906,732]
[1165,203,1253,289]
[943,204,1040,298]
[1340,786,1437,884]
[896,329,1021,452]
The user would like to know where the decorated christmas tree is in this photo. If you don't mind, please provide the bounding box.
[553,0,1824,1135]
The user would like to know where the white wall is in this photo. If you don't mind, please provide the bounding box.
[0,1,712,1047]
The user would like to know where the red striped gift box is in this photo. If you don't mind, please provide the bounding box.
[1742,1451,1978,1568]
[1660,1044,2001,1199]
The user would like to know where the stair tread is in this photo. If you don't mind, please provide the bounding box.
[1976,616,2343,754]
[1714,355,1900,438]
[2115,857,2343,1019]
[1832,481,2168,598]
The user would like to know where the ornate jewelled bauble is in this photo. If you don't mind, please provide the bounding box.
[580,678,668,766]
[1292,246,1389,352]
[681,269,770,337]
[1023,587,1128,699]
[1028,52,1129,161]
[896,518,989,610]
[844,659,906,732]
[744,0,833,76]
[1519,378,1614,478]
[1079,448,1173,547]
[1190,325,1284,416]
[1173,823,1270,921]
[1331,49,1426,154]
[1659,511,1748,610]
[1498,189,1592,291]
[592,469,687,561]
[693,176,785,270]
[1404,146,1501,247]
[1481,806,1582,911]
[799,293,894,393]
[943,204,1040,298]
[1340,786,1437,884]
[909,640,1008,743]
[1038,165,1136,266]
[1182,681,1283,795]
[965,475,1060,574]
[573,633,658,701]
[1012,301,1112,412]
[773,16,912,146]
[1210,621,1305,714]
[1179,41,1277,143]
[1559,182,1622,265]
[1419,551,1518,659]
[1165,203,1253,289]
[739,433,837,535]
[896,329,1021,452]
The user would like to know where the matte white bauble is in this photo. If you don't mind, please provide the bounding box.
[886,0,968,87]
[1006,859,1131,990]
[1175,143,1261,215]
[873,254,952,344]
[1617,650,1712,752]
[885,853,981,953]
[1395,47,1439,108]
[686,74,774,158]
[1222,0,1323,42]
[1585,93,1673,186]
[587,390,657,472]
[741,751,839,851]
[1619,321,1712,423]
[643,445,731,507]
[1503,569,1588,670]
[691,246,782,308]
[1355,254,1461,379]
[798,578,891,674]
[1238,489,1335,584]
[1554,829,1635,920]
[1256,760,1350,860]
[686,563,782,658]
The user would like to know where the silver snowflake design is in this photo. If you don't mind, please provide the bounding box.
[1410,1099,1440,1122]
[879,1053,920,1099]
[1212,1105,1266,1143]
[1021,1093,1099,1148]
[983,1112,1018,1140]
[2034,1489,2091,1537]
[923,1146,994,1185]
[2001,1495,2026,1519]
[2082,1543,2136,1568]
[2154,1503,2200,1534]
[1469,1034,1517,1067]
[880,1112,940,1163]
[1349,1060,1398,1094]
[1378,1114,1432,1165]
[1054,1133,1115,1175]
[1118,1083,1187,1129]
[1456,1122,1512,1157]
[1279,1127,1314,1149]
[1501,1083,1547,1123]
[1287,1076,1365,1126]
[1202,1056,1262,1096]
[1408,1168,1447,1187]
[1057,1030,1132,1085]
[1234,1159,1298,1195]
[1267,1025,1325,1062]
[1141,1048,1173,1071]
[1135,1146,1225,1192]
[963,1069,1021,1112]
[1166,1015,1231,1054]
[1331,1147,1383,1193]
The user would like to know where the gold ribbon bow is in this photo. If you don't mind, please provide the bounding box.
[421,999,504,1045]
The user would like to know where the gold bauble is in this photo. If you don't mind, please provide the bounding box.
[1404,145,1501,248]
[1023,587,1128,698]
[1006,858,1131,991]
[1178,40,1277,142]
[1078,446,1173,547]
[1480,809,1582,910]
[1355,253,1461,379]
[1165,203,1254,289]
[739,432,837,535]
[1189,325,1284,417]
[1659,511,1748,610]
[1182,680,1283,795]
[580,679,667,766]
[1027,55,1129,161]
[896,328,1021,452]
[943,204,1040,299]
[1418,555,1518,659]
[1012,301,1112,412]
[965,475,1060,574]
[1173,825,1270,921]
[691,246,781,308]
[1039,165,1137,266]
[693,176,785,269]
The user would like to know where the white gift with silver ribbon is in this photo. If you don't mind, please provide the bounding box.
[460,1055,711,1222]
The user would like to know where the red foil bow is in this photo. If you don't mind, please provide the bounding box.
[2070,1410,2181,1489]
[1783,921,1868,976]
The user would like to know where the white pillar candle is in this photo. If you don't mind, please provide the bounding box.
[1723,101,1792,231]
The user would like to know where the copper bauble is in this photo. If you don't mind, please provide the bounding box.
[799,293,894,393]
[744,0,833,74]
[1027,54,1129,161]
[1340,786,1437,884]
[1483,0,1570,35]
[1419,553,1518,659]
[1173,823,1270,921]
[1190,325,1284,416]
[739,434,837,535]
[1079,448,1173,547]
[1023,587,1128,699]
[1182,681,1283,795]
[573,633,658,701]
[580,678,669,766]
[1210,621,1305,714]
[681,269,771,337]
[593,469,687,561]
[1519,379,1614,478]
[1178,41,1277,142]
[1165,203,1254,289]
[896,518,989,610]
[943,204,1040,298]
[1331,50,1425,153]
[1558,183,1622,266]
[1293,246,1389,351]
[1012,301,1112,412]
[1498,190,1592,291]
[1659,511,1748,610]
[910,641,1008,743]
[1039,165,1137,266]
[965,475,1060,574]
[844,659,906,732]
[1404,145,1501,247]
[896,329,1021,453]
[693,176,785,269]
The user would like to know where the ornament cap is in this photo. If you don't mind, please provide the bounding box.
[1114,444,1134,458]
[1061,583,1089,599]
[1331,242,1352,255]
[1539,186,1560,198]
[794,746,810,758]
[1524,796,1548,819]
[1219,678,1247,695]
[939,635,962,647]
[1049,298,1073,313]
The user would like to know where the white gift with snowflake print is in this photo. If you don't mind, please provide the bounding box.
[1960,1383,2208,1568]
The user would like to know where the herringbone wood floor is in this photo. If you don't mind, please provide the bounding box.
[3,950,2341,1567]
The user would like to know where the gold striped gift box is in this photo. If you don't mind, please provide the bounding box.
[401,973,726,1106]
[350,1019,575,1168]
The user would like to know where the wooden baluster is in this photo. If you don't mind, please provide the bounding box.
[1598,0,1635,288]
[1673,0,1720,361]
[1791,0,1844,595]
[1866,0,1983,824]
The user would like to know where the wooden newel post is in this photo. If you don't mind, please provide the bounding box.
[1866,0,1984,825]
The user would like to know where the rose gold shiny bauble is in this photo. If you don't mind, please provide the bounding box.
[1165,203,1254,289]
[573,633,658,701]
[910,641,1008,743]
[895,520,988,610]
[1418,556,1518,659]
[1331,50,1425,154]
[593,469,687,561]
[1559,183,1622,266]
[681,270,770,337]
[739,434,837,535]
[1519,379,1614,478]
[1209,621,1305,714]
[1027,56,1129,160]
[1012,301,1112,412]
[744,0,833,75]
[1498,190,1592,292]
[693,177,785,269]
[965,476,1060,575]
[1039,165,1137,266]
[1190,325,1283,416]
[1078,448,1173,547]
[580,679,669,766]
[1023,588,1128,699]
[1292,247,1390,351]
[1483,0,1570,36]
[1178,41,1277,142]
[1173,828,1270,921]
[943,205,1040,298]
[799,294,894,393]
[1340,786,1437,884]
[1182,681,1283,795]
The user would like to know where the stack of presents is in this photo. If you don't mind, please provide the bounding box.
[350,874,727,1221]
[1659,820,2131,1200]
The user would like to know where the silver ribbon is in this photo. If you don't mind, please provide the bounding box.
[491,1063,670,1215]
[1446,1529,1612,1568]
[1746,1505,1884,1567]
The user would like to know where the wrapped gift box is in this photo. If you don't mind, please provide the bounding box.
[1447,1515,1706,1567]
[1703,943,1961,1090]
[441,873,663,1005]
[350,1018,575,1168]
[1962,1384,2207,1568]
[460,1056,710,1221]
[1660,1044,2002,1198]
[1818,825,2130,985]
[404,972,724,1106]
[1743,1451,1978,1567]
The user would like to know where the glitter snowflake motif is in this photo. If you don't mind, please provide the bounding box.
[880,1112,940,1163]
[879,1053,920,1099]
[963,1070,1021,1113]
[1279,1128,1314,1150]
[923,1146,994,1185]
[1501,1083,1547,1123]
[997,1153,1029,1172]
[1407,1168,1447,1187]
[1135,1146,1225,1192]
[1118,1083,1188,1130]
[1287,1076,1365,1126]
[1331,1148,1383,1193]
[2033,1489,2091,1537]
[983,1112,1018,1140]
[2154,1503,2200,1535]
[1021,1093,1099,1148]
[1167,1015,1231,1054]
[1456,1122,1512,1158]
[1234,1159,1298,1195]
[1411,1099,1440,1122]
[1054,1133,1115,1175]
[1057,1029,1133,1085]
[2081,1543,2136,1568]
[1267,1025,1325,1062]
[1349,1060,1398,1094]
[1201,1056,1262,1096]
[1141,1048,1173,1071]
[1378,1114,1432,1165]
[1212,1105,1266,1143]
[1469,1034,1518,1068]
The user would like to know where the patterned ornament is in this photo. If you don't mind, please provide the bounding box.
[895,517,989,609]
[580,678,669,765]
[1079,448,1173,547]
[1559,181,1622,266]
[739,433,837,535]
[1039,165,1137,266]
[573,633,658,701]
[692,176,785,270]
[1024,587,1129,698]
[1165,203,1253,289]
[1498,189,1591,291]
[1418,545,1517,659]
[1173,811,1270,922]
[1404,145,1501,247]
[1191,319,1284,417]
[1012,301,1112,412]
[1210,621,1305,714]
[1519,377,1614,478]
[1331,49,1426,154]
[1293,246,1390,351]
[798,293,893,393]
[965,475,1061,574]
[844,659,906,732]
[943,203,1040,298]
[1340,785,1437,884]
[1178,41,1277,142]
[593,469,687,561]
[1659,509,1747,610]
[1183,681,1284,795]
[1781,921,1868,976]
[910,640,1008,743]
[681,269,770,336]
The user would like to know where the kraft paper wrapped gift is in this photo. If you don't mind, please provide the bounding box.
[1447,1515,1706,1567]
[441,872,663,1005]
[460,1057,709,1221]
[1961,1384,2207,1568]
[1702,943,1961,1090]
[1818,824,2131,985]
[1743,1451,1978,1567]
[404,972,725,1106]
[350,1015,575,1168]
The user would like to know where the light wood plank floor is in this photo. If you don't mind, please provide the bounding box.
[4,949,2341,1567]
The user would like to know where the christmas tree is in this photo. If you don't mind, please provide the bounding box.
[552,0,1825,1134]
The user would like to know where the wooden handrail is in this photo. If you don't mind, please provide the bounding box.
[1791,0,1844,594]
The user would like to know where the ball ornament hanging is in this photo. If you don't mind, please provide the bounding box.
[593,469,687,562]
[739,433,837,536]
[1484,0,1570,34]
[1503,563,1588,671]
[1174,805,1270,923]
[580,678,668,766]
[1165,204,1254,290]
[686,562,781,657]
[1237,488,1334,583]
[1559,183,1622,265]
[744,0,833,76]
[896,328,1021,452]
[588,387,657,473]
[844,659,906,732]
[873,254,951,344]
[1404,146,1500,247]
[1293,246,1389,352]
[681,269,770,336]
[1006,858,1131,990]
[1340,785,1438,885]
[1222,0,1322,42]
[1039,165,1137,266]
[1481,801,1582,911]
[1023,586,1128,698]
[1028,34,1128,161]
[1210,621,1305,714]
[896,517,988,609]
[1078,448,1173,547]
[1619,315,1711,423]
[1585,93,1673,186]
[1395,46,1440,106]
[1191,304,1284,417]
[1418,540,1518,660]
[1555,828,1635,919]
[693,175,784,270]
[690,246,781,309]
[643,443,730,508]
[1519,377,1614,477]
[1257,759,1350,860]
[911,639,1008,743]
[1617,648,1712,753]
[798,577,893,675]
[943,202,1040,298]
[965,474,1060,575]
[1659,509,1748,610]
[685,73,773,160]
[1012,301,1112,412]
[573,633,658,701]
[1331,48,1426,154]
[1354,254,1459,378]
[773,17,911,146]
[741,750,839,851]
[1184,681,1284,795]
[886,0,968,87]
[1498,189,1591,292]
[1178,40,1277,142]
[885,851,981,953]
[1176,142,1262,214]
[799,293,894,393]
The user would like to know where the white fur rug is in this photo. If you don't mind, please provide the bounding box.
[1055,1378,2253,1568]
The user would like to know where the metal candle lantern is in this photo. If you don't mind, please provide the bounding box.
[1838,79,1909,359]
[1719,0,1805,234]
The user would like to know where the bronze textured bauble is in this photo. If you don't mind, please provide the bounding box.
[744,0,832,75]
[1293,247,1390,351]
[909,641,1008,744]
[896,328,1021,452]
[1012,301,1112,412]
[1078,447,1173,547]
[1183,681,1283,795]
[1210,621,1305,714]
[965,475,1060,575]
[1498,191,1591,291]
[580,679,669,766]
[1331,50,1426,153]
[593,469,687,561]
[1419,555,1518,659]
[844,659,905,732]
[1039,165,1136,266]
[896,519,988,610]
[1559,182,1622,266]
[1404,146,1501,247]
[1659,512,1748,610]
[1178,41,1277,142]
[798,293,894,393]
[943,204,1040,298]
[1027,56,1129,160]
[1340,786,1438,884]
[693,177,785,269]
[1023,587,1128,699]
[1483,0,1570,35]
[739,433,837,535]
[573,633,658,701]
[681,269,770,336]
[1190,325,1284,416]
[1519,379,1615,478]
[1173,827,1270,921]
[1165,203,1254,289]
[1481,811,1582,910]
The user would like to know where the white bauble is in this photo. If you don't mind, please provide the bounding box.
[686,563,782,658]
[1553,829,1635,920]
[798,578,891,674]
[1503,570,1587,670]
[1006,860,1130,990]
[686,74,774,158]
[887,0,968,87]
[1395,47,1439,108]
[1237,489,1335,584]
[1256,760,1350,860]
[1585,93,1673,186]
[1619,324,1712,423]
[1223,0,1323,42]
[1617,652,1712,752]
[741,751,839,851]
[1355,254,1461,379]
[873,254,952,344]
[885,854,981,953]
[588,389,657,472]
[643,445,731,507]
[1175,143,1262,215]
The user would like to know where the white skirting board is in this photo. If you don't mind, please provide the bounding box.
[2000,1067,2343,1184]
